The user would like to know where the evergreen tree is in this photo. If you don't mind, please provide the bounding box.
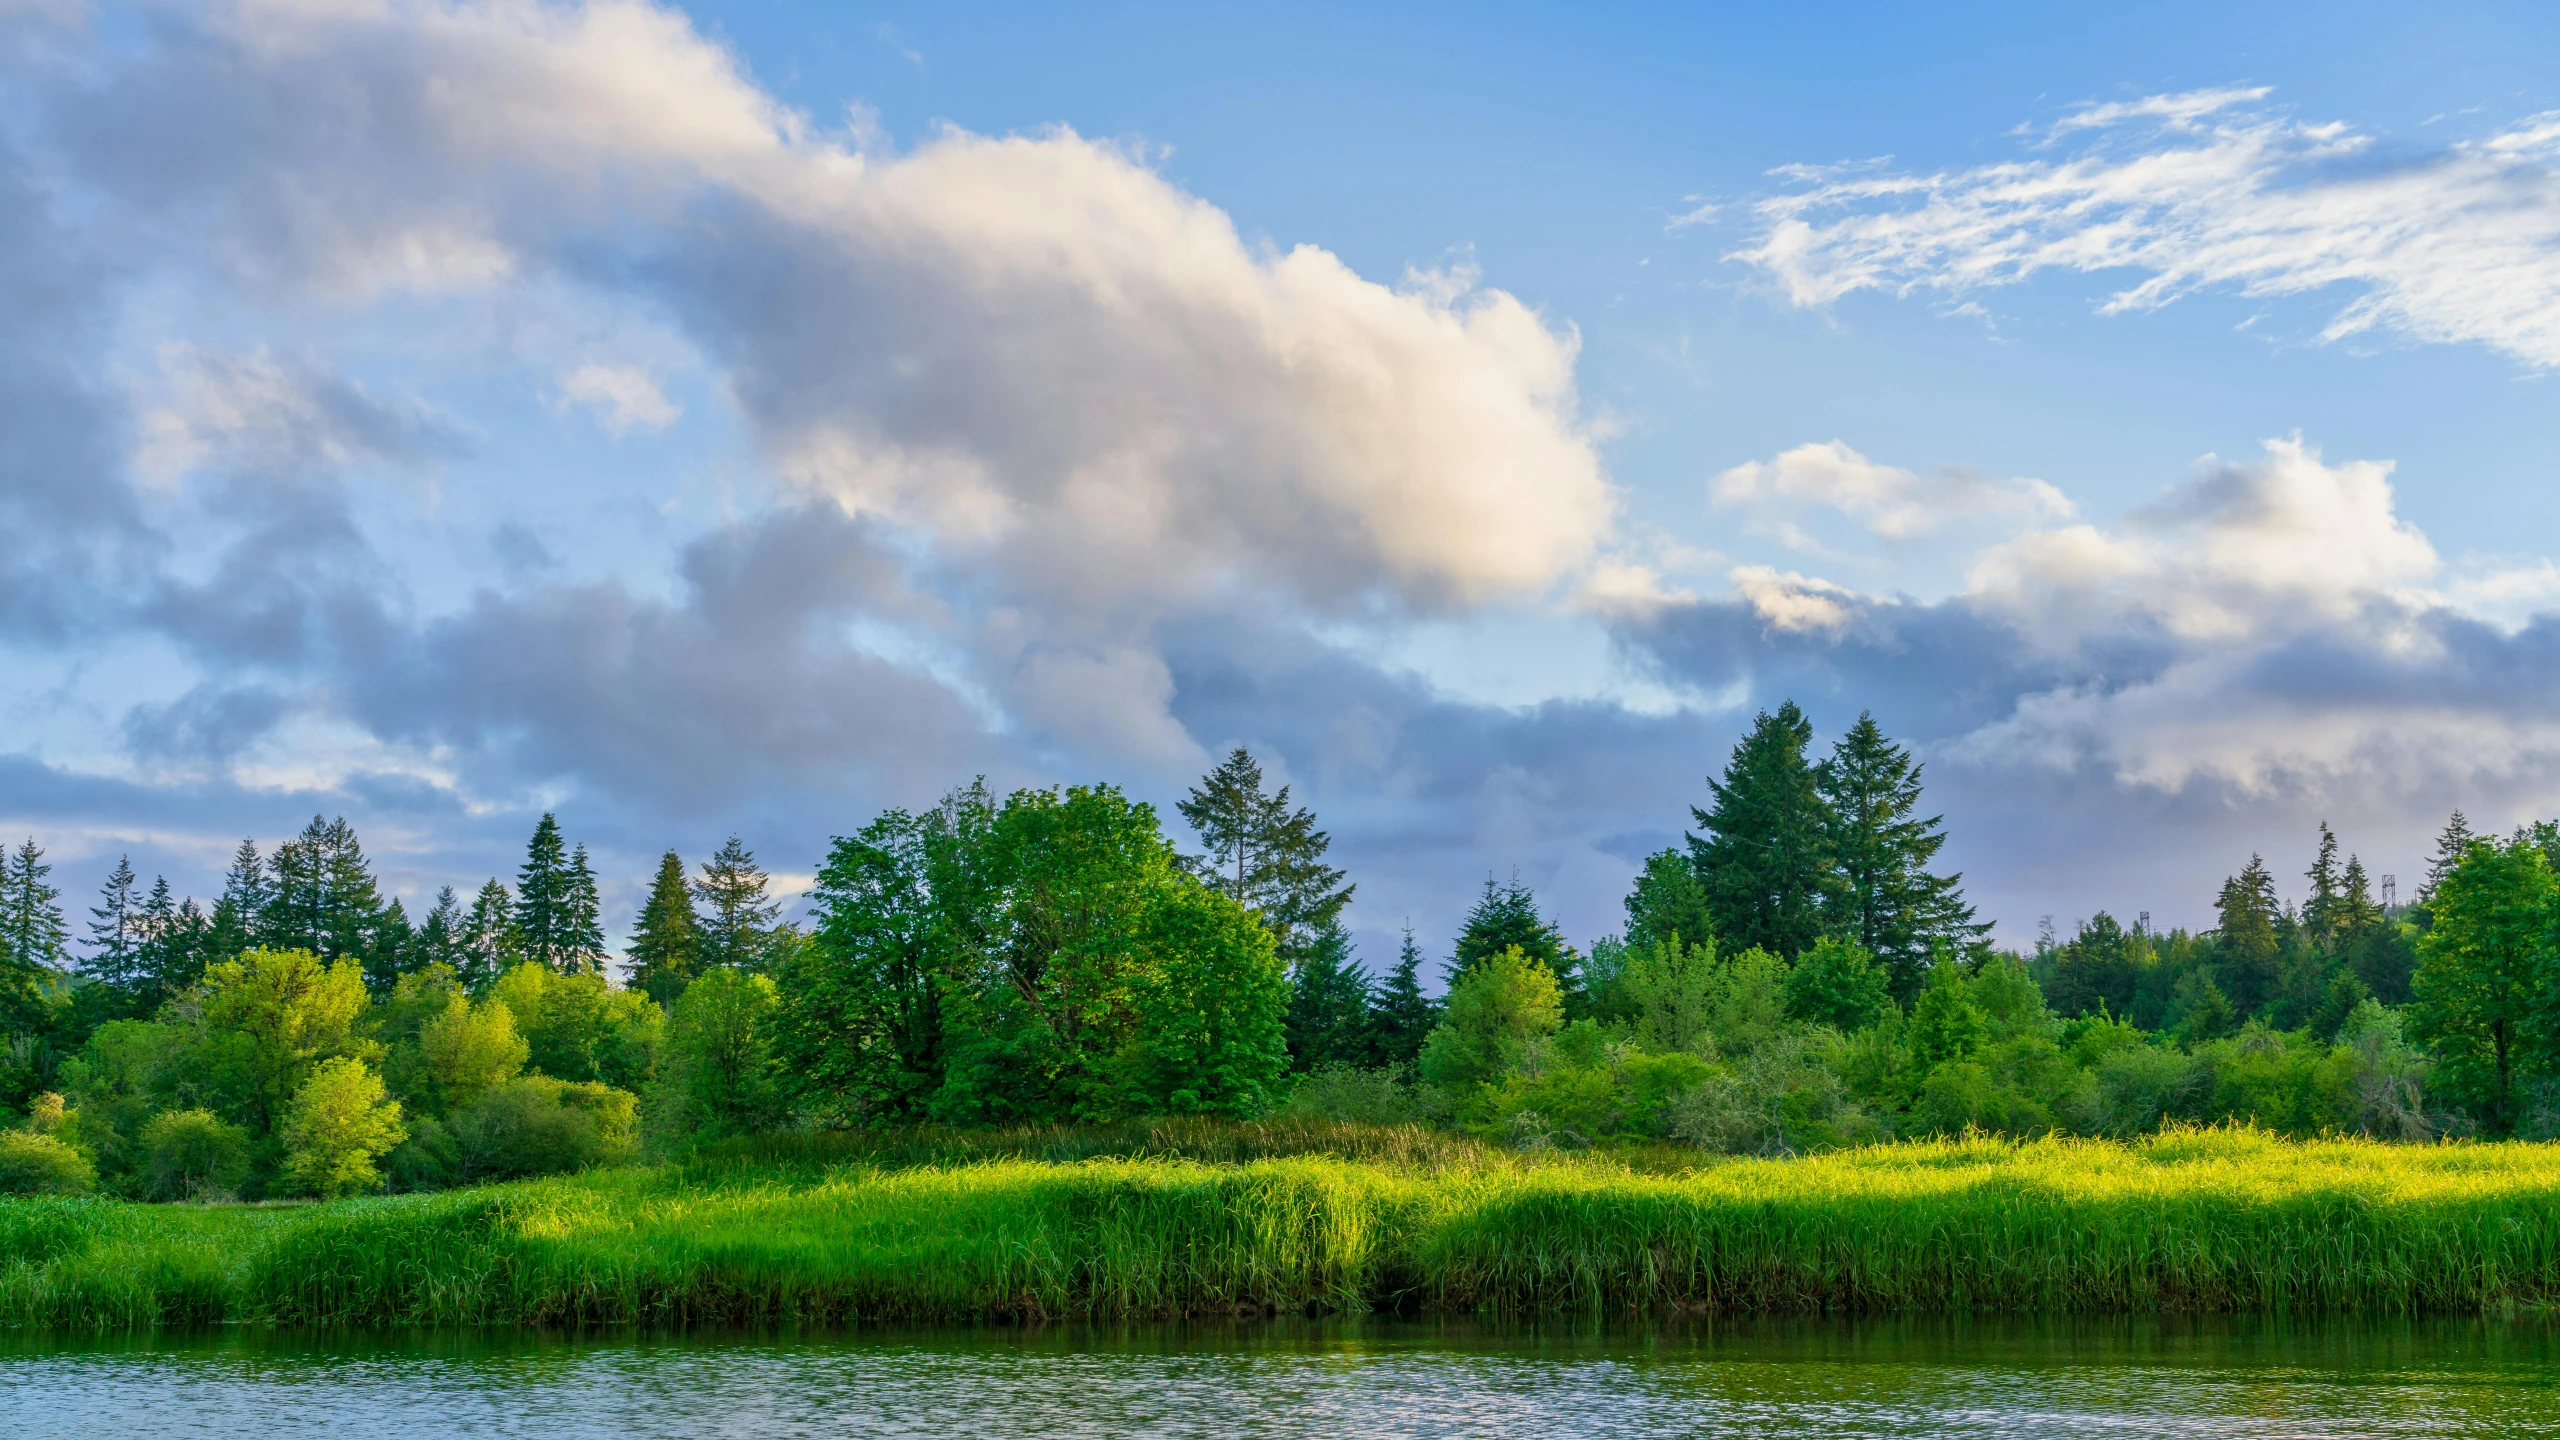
[1,839,70,976]
[1282,919,1372,1072]
[2418,810,2474,907]
[2335,854,2385,934]
[456,878,518,991]
[86,855,145,989]
[1366,925,1441,1068]
[629,850,703,1006]
[1176,747,1354,964]
[208,838,269,960]
[2414,838,2554,1135]
[262,816,382,965]
[695,835,781,971]
[1622,848,1714,953]
[2302,822,2344,948]
[514,813,576,972]
[1816,711,1985,1000]
[1689,700,1843,960]
[561,843,607,975]
[412,886,464,974]
[2212,855,2283,1016]
[365,897,415,997]
[1448,875,1575,994]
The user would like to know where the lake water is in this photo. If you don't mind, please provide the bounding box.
[5,1317,2556,1437]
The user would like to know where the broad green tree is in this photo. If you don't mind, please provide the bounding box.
[419,993,529,1112]
[194,946,378,1135]
[278,1056,406,1197]
[1620,935,1719,1056]
[1690,701,1842,960]
[2411,838,2555,1135]
[1417,945,1563,1092]
[1784,935,1891,1032]
[1113,878,1291,1116]
[661,967,785,1138]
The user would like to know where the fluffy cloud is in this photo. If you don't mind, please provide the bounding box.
[556,364,679,436]
[1713,440,2070,542]
[1733,88,2560,367]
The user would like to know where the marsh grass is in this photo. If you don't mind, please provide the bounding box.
[5,1123,2560,1330]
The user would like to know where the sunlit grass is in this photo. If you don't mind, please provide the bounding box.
[5,1122,2559,1329]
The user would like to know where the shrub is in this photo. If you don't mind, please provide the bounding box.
[1417,947,1562,1092]
[384,1114,461,1192]
[279,1057,408,1198]
[0,1130,95,1196]
[139,1108,252,1201]
[455,1075,638,1180]
[1277,1063,1439,1126]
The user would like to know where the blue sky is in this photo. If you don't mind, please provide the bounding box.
[6,0,2560,969]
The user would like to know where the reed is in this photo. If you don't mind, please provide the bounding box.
[5,1124,2560,1330]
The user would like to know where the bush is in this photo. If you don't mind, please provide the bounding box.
[139,1108,252,1201]
[1277,1063,1439,1125]
[384,1113,461,1192]
[279,1057,408,1198]
[455,1076,638,1180]
[0,1130,95,1196]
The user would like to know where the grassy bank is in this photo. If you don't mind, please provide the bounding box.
[6,1123,2560,1329]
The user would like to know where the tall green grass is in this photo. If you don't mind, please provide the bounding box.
[6,1123,2560,1329]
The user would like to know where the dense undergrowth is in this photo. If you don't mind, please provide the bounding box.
[6,1120,2560,1331]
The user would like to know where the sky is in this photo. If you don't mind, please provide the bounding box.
[5,0,2560,970]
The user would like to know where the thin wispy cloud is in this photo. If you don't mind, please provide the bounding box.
[1734,89,2560,367]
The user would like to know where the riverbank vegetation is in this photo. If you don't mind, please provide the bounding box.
[4,1121,2560,1328]
[0,703,2557,1210]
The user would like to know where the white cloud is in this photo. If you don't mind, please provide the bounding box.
[135,345,461,484]
[557,363,679,435]
[1712,439,2071,541]
[1733,90,2560,367]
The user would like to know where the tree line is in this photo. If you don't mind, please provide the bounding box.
[3,699,2558,1198]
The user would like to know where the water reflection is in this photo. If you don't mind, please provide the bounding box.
[4,1316,2554,1438]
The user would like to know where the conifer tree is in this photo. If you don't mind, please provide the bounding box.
[630,850,703,1005]
[86,854,144,989]
[562,843,607,975]
[262,816,382,965]
[1447,875,1575,993]
[1176,747,1354,964]
[1366,924,1441,1068]
[2419,810,2474,907]
[514,813,576,972]
[1690,700,1843,960]
[1282,918,1372,1071]
[365,897,415,997]
[2213,854,2283,1015]
[2302,822,2344,948]
[456,878,518,991]
[411,885,464,974]
[1816,711,1984,999]
[0,839,69,975]
[695,835,781,971]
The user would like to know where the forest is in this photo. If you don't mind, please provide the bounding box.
[0,699,2553,1202]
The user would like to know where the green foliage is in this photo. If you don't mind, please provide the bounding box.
[417,992,529,1114]
[658,967,785,1141]
[138,1108,251,1201]
[1365,927,1441,1069]
[694,835,782,973]
[1689,700,1842,959]
[1448,876,1576,995]
[1283,920,1373,1072]
[1176,746,1353,965]
[0,1129,93,1196]
[453,1075,637,1180]
[194,947,378,1135]
[1619,936,1717,1055]
[1908,962,1987,1071]
[1418,946,1563,1093]
[1275,1063,1438,1125]
[1783,936,1890,1032]
[514,815,606,975]
[489,962,661,1093]
[2213,854,2283,1016]
[0,838,71,980]
[1818,712,1984,997]
[1621,849,1713,954]
[277,1056,406,1199]
[1666,1029,1881,1155]
[2411,838,2555,1135]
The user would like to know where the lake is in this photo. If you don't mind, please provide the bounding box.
[5,1317,2555,1437]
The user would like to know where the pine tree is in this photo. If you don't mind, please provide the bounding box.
[2419,811,2474,907]
[2335,853,2384,934]
[2213,854,2283,1015]
[160,896,212,997]
[132,875,184,999]
[0,840,69,977]
[1816,711,1985,1000]
[1689,700,1843,960]
[456,878,518,991]
[1283,918,1372,1071]
[208,838,268,960]
[2302,822,2344,948]
[630,850,702,1005]
[1366,924,1440,1068]
[262,816,382,965]
[1176,747,1354,964]
[413,886,464,974]
[365,897,415,997]
[1447,875,1574,992]
[695,835,780,971]
[86,854,145,989]
[515,813,576,972]
[559,843,607,975]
